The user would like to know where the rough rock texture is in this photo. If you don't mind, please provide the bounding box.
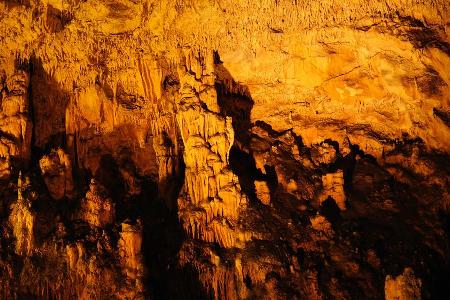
[385,268,422,300]
[77,179,115,228]
[0,0,449,299]
[39,148,74,200]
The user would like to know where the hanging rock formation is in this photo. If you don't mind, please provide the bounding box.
[0,0,449,299]
[176,49,250,249]
[0,68,32,180]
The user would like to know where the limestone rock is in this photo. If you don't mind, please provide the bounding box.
[175,49,249,248]
[118,220,144,282]
[39,148,74,200]
[78,179,115,228]
[310,215,333,237]
[0,0,449,299]
[385,268,422,300]
[9,173,34,256]
[318,171,346,211]
[311,142,338,165]
[254,180,271,205]
[0,69,32,178]
[0,155,11,180]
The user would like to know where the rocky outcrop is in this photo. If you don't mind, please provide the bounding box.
[0,69,32,180]
[176,49,250,249]
[385,268,422,300]
[317,171,346,211]
[78,179,115,228]
[254,180,271,205]
[0,0,449,299]
[118,221,144,281]
[39,148,74,200]
[9,173,35,256]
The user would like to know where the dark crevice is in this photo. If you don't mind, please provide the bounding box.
[29,55,70,159]
[142,93,208,300]
[319,197,341,224]
[46,4,73,33]
[229,146,258,202]
[433,107,450,127]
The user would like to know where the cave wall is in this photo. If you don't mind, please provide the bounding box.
[0,1,449,299]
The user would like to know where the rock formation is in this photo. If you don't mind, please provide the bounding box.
[77,179,115,228]
[0,68,32,180]
[39,148,74,200]
[9,173,35,256]
[385,268,422,300]
[176,49,250,249]
[0,0,449,299]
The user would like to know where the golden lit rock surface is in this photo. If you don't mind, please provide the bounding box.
[9,173,35,256]
[0,0,449,299]
[385,268,422,300]
[318,171,346,210]
[39,148,74,200]
[254,180,271,205]
[78,179,115,228]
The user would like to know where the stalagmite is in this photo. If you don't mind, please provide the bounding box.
[78,179,115,228]
[385,268,422,300]
[9,173,35,256]
[0,0,449,299]
[175,49,249,248]
[39,148,74,200]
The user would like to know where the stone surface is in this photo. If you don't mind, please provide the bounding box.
[318,171,347,211]
[254,180,271,205]
[9,174,35,256]
[78,179,115,228]
[39,148,74,200]
[0,0,449,299]
[0,69,32,180]
[385,268,422,300]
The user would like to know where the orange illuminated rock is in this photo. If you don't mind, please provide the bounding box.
[0,0,449,299]
[0,69,32,179]
[39,148,74,200]
[78,179,115,228]
[310,214,334,237]
[0,155,11,180]
[176,49,250,249]
[311,142,337,165]
[318,171,346,211]
[385,268,422,300]
[118,220,144,282]
[254,180,271,205]
[9,173,35,256]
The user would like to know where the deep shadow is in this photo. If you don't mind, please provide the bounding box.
[319,196,341,224]
[45,4,73,33]
[215,61,254,147]
[214,54,265,204]
[229,146,261,203]
[433,107,450,127]
[96,154,126,203]
[29,55,70,152]
[141,152,197,300]
[3,0,30,9]
[401,16,450,56]
[2,48,450,299]
[213,51,450,299]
